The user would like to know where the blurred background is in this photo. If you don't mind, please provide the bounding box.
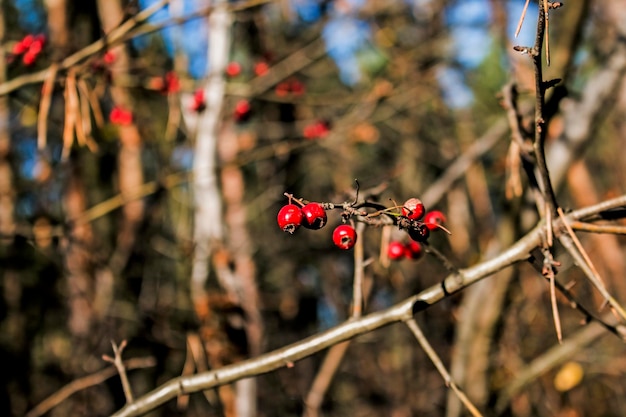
[1,0,626,416]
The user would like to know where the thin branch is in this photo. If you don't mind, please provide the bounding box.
[352,222,366,317]
[514,0,530,38]
[546,255,563,343]
[557,207,626,322]
[405,318,483,417]
[103,340,134,404]
[25,357,156,417]
[37,64,58,150]
[569,221,626,235]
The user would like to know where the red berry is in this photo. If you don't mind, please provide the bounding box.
[191,89,206,112]
[275,82,290,96]
[164,71,180,94]
[225,61,241,77]
[21,34,34,48]
[110,106,133,125]
[234,99,251,121]
[277,204,303,234]
[22,51,37,66]
[424,210,447,231]
[387,241,406,260]
[402,198,425,220]
[332,224,357,250]
[301,203,327,230]
[12,40,28,55]
[303,120,330,140]
[254,61,269,76]
[28,38,44,55]
[103,51,116,64]
[290,79,305,95]
[408,224,430,243]
[404,241,423,260]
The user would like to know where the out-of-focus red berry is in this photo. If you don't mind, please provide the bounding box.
[110,107,133,125]
[275,82,290,96]
[404,241,423,260]
[12,40,28,55]
[103,51,116,64]
[290,79,305,95]
[254,61,269,76]
[234,99,251,121]
[303,121,330,140]
[387,241,406,260]
[226,61,242,77]
[191,89,206,112]
[23,51,37,66]
[165,71,180,94]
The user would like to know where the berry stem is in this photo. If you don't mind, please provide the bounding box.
[283,192,306,207]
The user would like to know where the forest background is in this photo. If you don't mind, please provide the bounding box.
[2,0,626,416]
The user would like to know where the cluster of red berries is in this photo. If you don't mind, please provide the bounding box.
[110,106,133,125]
[277,194,447,254]
[275,79,305,97]
[387,240,423,261]
[12,34,45,66]
[225,60,270,78]
[154,71,180,95]
[277,202,328,233]
[277,201,357,250]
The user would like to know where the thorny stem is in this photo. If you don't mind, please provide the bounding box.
[532,0,559,222]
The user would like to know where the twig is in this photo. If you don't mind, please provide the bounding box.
[543,248,563,343]
[102,340,134,404]
[569,221,626,235]
[25,357,156,417]
[543,0,550,65]
[37,64,58,150]
[405,318,483,417]
[514,0,530,38]
[352,221,366,317]
[557,207,626,322]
